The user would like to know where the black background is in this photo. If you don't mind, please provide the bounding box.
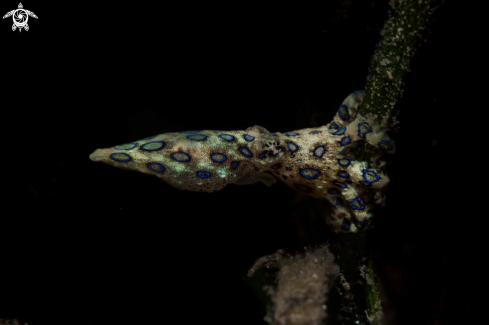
[1,1,479,324]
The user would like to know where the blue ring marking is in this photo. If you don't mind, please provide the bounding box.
[363,169,380,184]
[243,134,255,142]
[338,157,355,167]
[179,130,199,133]
[340,137,351,146]
[329,122,339,130]
[114,143,137,150]
[147,162,164,173]
[238,147,252,157]
[171,152,191,162]
[338,171,349,178]
[333,181,347,188]
[281,147,287,151]
[378,140,394,151]
[354,220,369,230]
[218,134,234,141]
[259,154,266,159]
[300,168,320,179]
[358,122,372,139]
[140,141,165,151]
[143,136,155,140]
[197,171,211,178]
[328,188,340,195]
[271,133,276,136]
[187,134,207,141]
[110,153,131,162]
[341,221,351,231]
[231,161,238,169]
[310,130,322,134]
[338,104,350,121]
[211,153,227,163]
[348,196,365,210]
[333,126,346,135]
[313,146,326,158]
[285,132,299,136]
[336,197,343,206]
[286,142,298,152]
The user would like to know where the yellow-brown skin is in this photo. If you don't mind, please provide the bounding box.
[90,92,394,232]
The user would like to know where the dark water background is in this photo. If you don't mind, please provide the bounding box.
[1,1,478,324]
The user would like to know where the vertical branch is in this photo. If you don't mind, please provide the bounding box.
[335,1,434,324]
[362,0,432,125]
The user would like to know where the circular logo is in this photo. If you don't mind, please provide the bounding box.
[13,9,28,27]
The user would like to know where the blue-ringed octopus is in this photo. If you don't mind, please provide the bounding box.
[90,91,394,232]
